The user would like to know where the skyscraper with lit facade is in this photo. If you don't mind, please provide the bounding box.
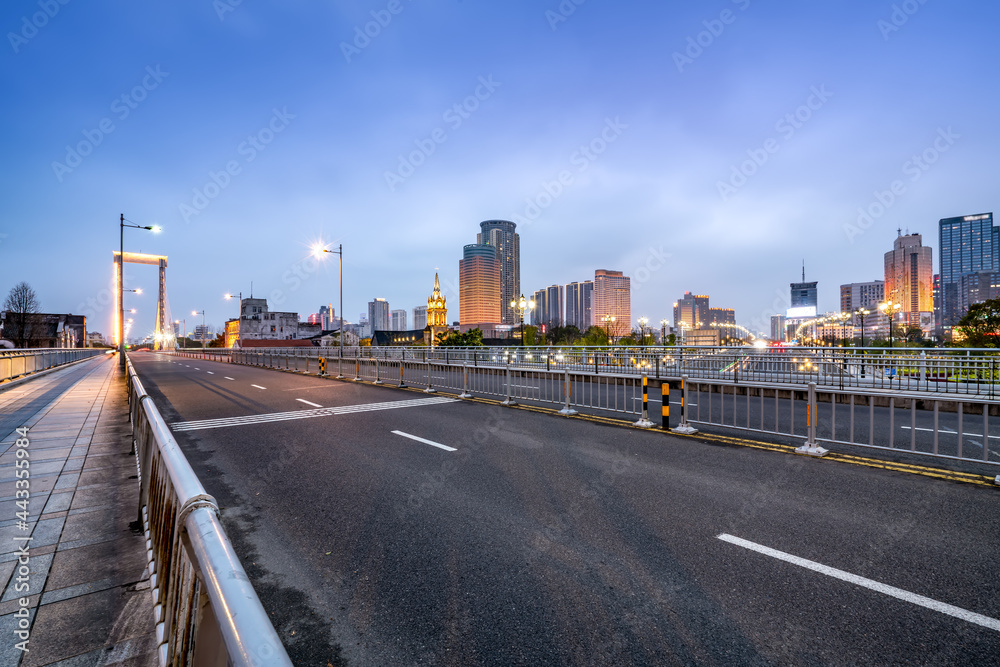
[459,243,501,331]
[939,213,997,326]
[884,232,933,331]
[593,269,631,338]
[565,280,593,331]
[477,220,520,324]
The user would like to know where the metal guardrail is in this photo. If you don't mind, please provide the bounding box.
[125,353,292,666]
[178,345,1000,396]
[218,348,1000,468]
[0,348,106,382]
[683,377,1000,465]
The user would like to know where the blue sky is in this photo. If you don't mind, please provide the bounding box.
[1,0,997,338]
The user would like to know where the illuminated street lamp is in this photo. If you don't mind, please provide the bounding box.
[879,300,902,348]
[510,294,535,345]
[119,214,159,368]
[637,316,649,346]
[660,319,670,346]
[312,242,344,377]
[601,314,617,345]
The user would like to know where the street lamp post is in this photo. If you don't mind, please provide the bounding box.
[854,307,870,377]
[637,316,649,346]
[879,300,902,348]
[312,243,344,377]
[509,294,535,346]
[224,292,243,349]
[119,213,159,368]
[660,319,669,346]
[192,310,206,352]
[601,314,617,345]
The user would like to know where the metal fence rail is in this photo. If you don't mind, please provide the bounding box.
[181,345,1000,396]
[216,348,1000,468]
[125,353,292,666]
[0,348,106,382]
[684,377,1000,466]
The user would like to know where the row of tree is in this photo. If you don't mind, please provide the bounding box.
[435,324,677,347]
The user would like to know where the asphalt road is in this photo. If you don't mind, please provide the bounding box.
[132,351,1000,666]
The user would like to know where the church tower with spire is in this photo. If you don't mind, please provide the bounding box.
[424,273,449,345]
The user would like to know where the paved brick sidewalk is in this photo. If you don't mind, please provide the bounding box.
[0,355,156,666]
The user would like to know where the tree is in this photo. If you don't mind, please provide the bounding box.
[956,299,1000,347]
[436,328,484,347]
[581,325,609,346]
[544,325,582,345]
[208,333,226,348]
[2,282,40,348]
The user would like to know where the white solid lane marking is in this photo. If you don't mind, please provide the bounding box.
[717,534,1000,632]
[296,399,323,408]
[251,384,267,390]
[207,371,214,375]
[901,425,1000,439]
[224,377,235,380]
[170,396,459,431]
[391,430,457,452]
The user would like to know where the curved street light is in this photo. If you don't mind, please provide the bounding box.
[312,243,344,376]
[119,214,159,367]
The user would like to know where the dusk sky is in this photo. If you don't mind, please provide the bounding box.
[2,1,997,339]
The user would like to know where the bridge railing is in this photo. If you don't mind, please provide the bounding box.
[125,353,292,666]
[185,345,1000,396]
[222,348,1000,468]
[0,348,107,382]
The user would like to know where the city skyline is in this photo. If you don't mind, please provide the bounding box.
[2,3,998,340]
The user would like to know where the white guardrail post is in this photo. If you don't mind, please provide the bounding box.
[795,381,829,457]
[559,370,577,415]
[459,363,472,398]
[424,361,436,393]
[502,365,515,405]
[671,374,697,434]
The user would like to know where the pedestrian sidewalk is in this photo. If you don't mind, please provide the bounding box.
[0,355,156,666]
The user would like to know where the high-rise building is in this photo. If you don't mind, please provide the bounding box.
[531,289,547,326]
[789,265,818,318]
[770,315,786,342]
[939,213,997,325]
[673,292,709,329]
[933,274,941,329]
[413,306,427,330]
[459,243,502,330]
[390,309,407,331]
[368,298,390,332]
[319,304,335,330]
[593,269,631,337]
[477,220,520,324]
[707,307,735,325]
[565,280,593,331]
[958,271,1000,316]
[884,232,934,331]
[840,281,884,314]
[545,285,563,327]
